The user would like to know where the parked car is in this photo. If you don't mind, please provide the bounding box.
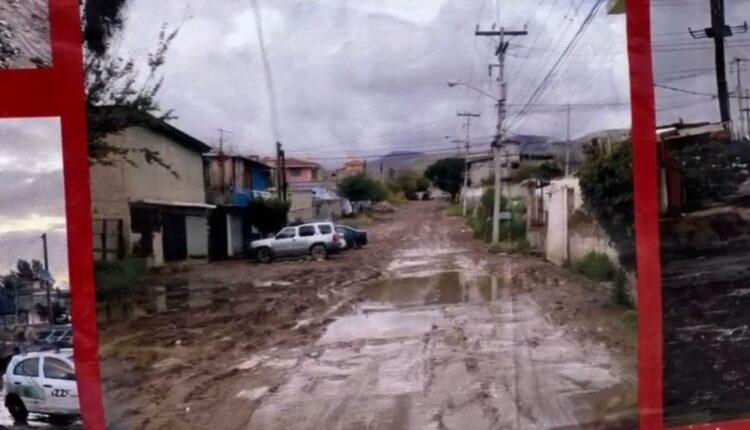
[4,349,79,425]
[251,222,343,263]
[335,225,368,249]
[32,325,73,349]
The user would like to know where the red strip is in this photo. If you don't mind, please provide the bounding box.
[627,0,664,429]
[0,0,110,428]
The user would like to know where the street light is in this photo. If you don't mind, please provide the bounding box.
[446,80,499,101]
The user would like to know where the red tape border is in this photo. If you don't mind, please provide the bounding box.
[0,0,106,428]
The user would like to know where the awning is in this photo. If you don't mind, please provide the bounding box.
[132,199,216,209]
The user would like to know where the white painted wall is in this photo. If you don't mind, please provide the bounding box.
[546,185,569,265]
[186,216,208,258]
[123,126,207,204]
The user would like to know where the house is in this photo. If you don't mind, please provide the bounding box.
[338,160,366,179]
[203,153,273,259]
[287,181,344,222]
[657,121,732,215]
[90,111,214,267]
[263,157,322,184]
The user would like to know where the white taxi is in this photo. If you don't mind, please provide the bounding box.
[3,349,79,425]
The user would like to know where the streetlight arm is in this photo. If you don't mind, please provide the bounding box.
[447,81,499,101]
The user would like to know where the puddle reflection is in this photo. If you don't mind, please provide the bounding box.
[362,271,502,306]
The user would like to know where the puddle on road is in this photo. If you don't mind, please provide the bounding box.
[362,271,503,306]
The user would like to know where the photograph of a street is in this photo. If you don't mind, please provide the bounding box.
[652,0,750,426]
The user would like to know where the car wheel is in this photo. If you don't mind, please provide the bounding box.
[256,247,273,264]
[49,414,75,427]
[6,395,28,424]
[310,244,328,260]
[347,240,356,250]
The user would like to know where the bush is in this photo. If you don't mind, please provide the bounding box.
[621,309,638,330]
[425,157,465,202]
[447,204,462,217]
[573,251,616,282]
[248,198,291,235]
[488,243,502,254]
[612,269,632,307]
[338,173,388,202]
[513,237,532,254]
[95,258,148,297]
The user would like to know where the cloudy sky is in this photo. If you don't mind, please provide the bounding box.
[652,0,750,127]
[7,0,738,289]
[110,0,631,166]
[0,118,68,287]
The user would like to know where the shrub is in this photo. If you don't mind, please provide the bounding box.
[447,204,462,217]
[338,173,388,202]
[95,258,148,297]
[513,238,532,254]
[488,243,502,254]
[612,269,632,307]
[621,309,638,330]
[248,198,291,235]
[573,251,616,282]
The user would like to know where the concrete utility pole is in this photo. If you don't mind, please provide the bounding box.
[41,233,52,324]
[457,112,480,216]
[476,27,528,245]
[733,58,747,138]
[276,142,283,200]
[743,89,750,140]
[566,104,572,176]
[689,0,748,123]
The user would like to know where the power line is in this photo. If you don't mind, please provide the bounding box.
[508,0,606,131]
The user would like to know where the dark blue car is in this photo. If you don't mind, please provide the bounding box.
[335,225,368,249]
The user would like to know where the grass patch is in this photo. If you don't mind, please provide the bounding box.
[512,238,532,254]
[573,251,616,282]
[621,309,638,331]
[447,204,463,217]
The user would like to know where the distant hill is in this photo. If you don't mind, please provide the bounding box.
[367,151,428,175]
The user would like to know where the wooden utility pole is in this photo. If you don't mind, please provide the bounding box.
[476,27,528,245]
[276,142,283,200]
[457,112,480,216]
[689,1,748,122]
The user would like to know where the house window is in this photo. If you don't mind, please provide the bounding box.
[290,168,303,177]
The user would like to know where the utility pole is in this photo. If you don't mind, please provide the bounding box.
[457,112,480,216]
[41,233,52,324]
[280,146,288,202]
[566,104,571,176]
[732,58,748,138]
[476,27,528,245]
[689,1,748,122]
[743,89,750,140]
[276,142,283,200]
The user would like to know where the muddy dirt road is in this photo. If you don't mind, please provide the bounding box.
[100,202,636,430]
[0,0,51,69]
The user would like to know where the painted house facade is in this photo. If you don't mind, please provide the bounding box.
[90,113,214,266]
[263,157,322,184]
[203,153,273,259]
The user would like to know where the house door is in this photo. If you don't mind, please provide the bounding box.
[162,212,187,262]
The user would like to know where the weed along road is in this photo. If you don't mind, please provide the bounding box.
[99,202,637,430]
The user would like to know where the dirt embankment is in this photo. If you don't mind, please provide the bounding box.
[0,0,51,69]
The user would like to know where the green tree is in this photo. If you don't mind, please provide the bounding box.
[83,0,182,172]
[578,140,635,267]
[395,170,429,200]
[248,198,292,235]
[416,177,430,193]
[424,158,465,202]
[338,174,388,202]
